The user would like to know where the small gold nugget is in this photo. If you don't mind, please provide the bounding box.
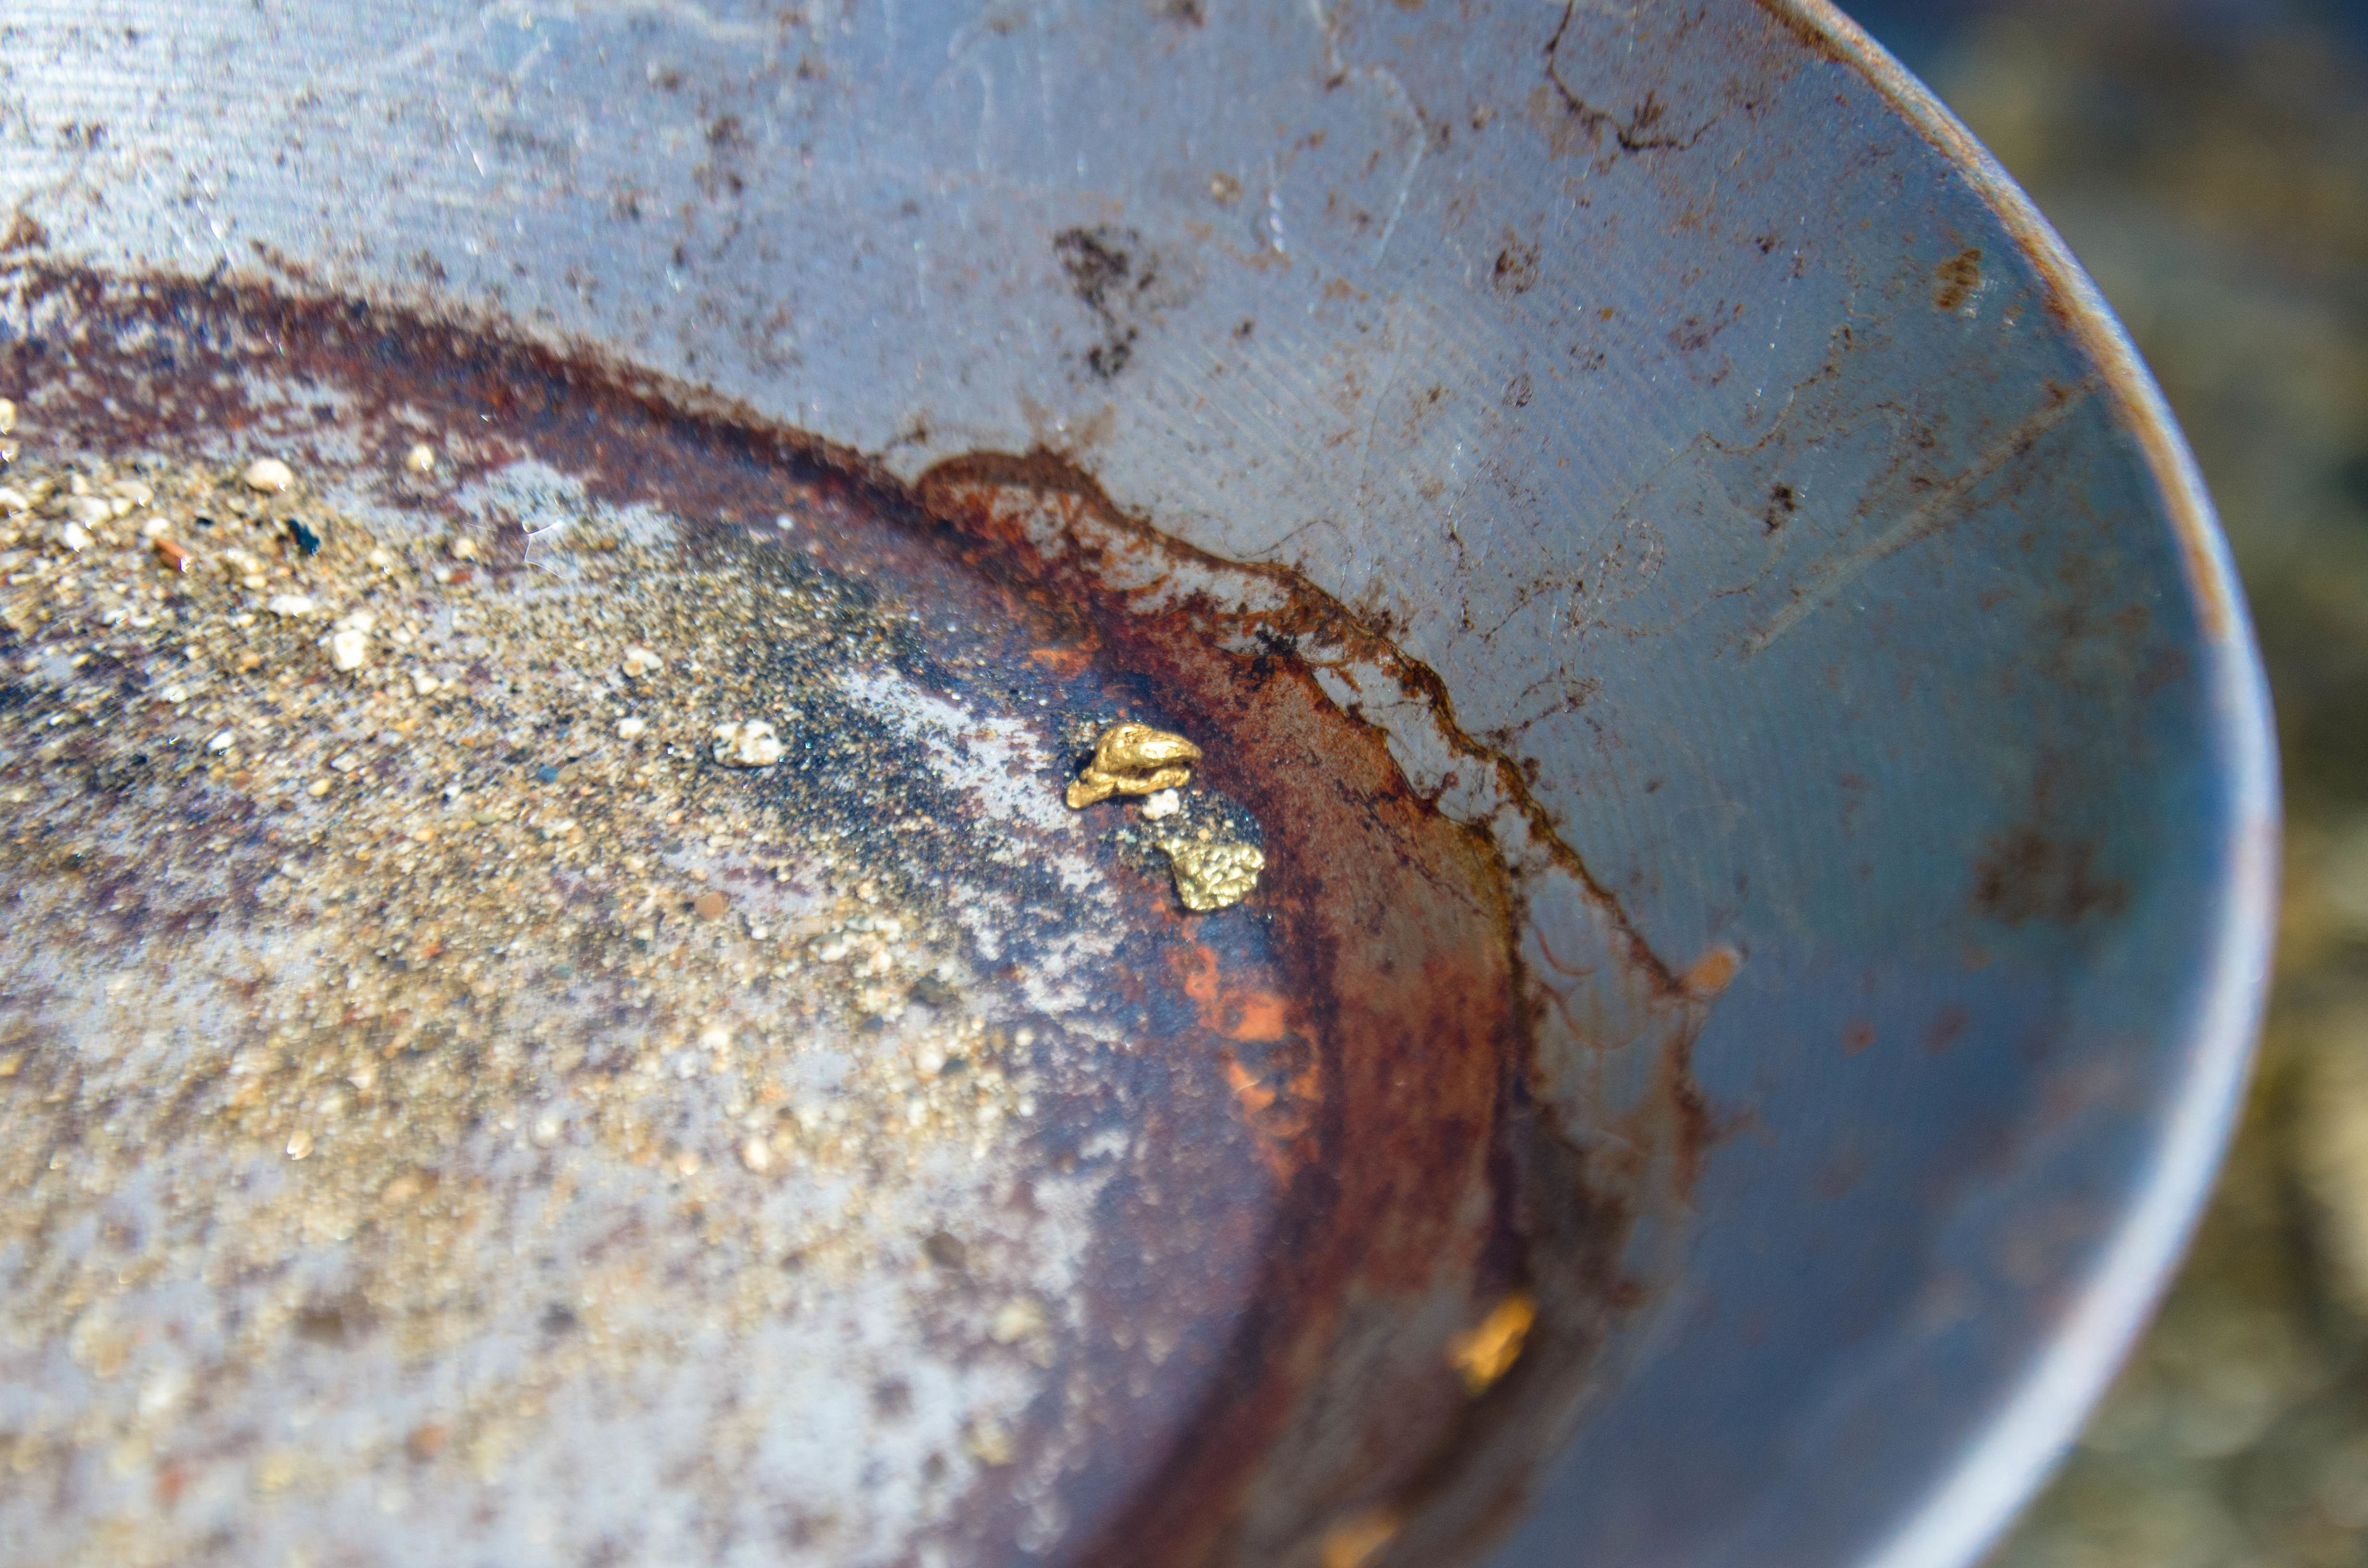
[1161,839,1265,913]
[1066,723,1202,808]
[1445,1292,1537,1395]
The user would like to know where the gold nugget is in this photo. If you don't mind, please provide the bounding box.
[1446,1292,1537,1394]
[1161,839,1264,912]
[1066,723,1202,808]
[1320,1507,1404,1568]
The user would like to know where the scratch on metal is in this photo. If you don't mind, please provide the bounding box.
[1363,65,1426,266]
[1746,378,2101,655]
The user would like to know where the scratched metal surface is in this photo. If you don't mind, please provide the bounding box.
[0,2,2276,1567]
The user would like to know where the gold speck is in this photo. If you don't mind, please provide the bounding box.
[1446,1291,1536,1394]
[1320,1507,1403,1568]
[1160,839,1264,912]
[1066,723,1201,809]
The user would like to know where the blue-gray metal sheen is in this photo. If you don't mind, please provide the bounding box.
[0,1,2276,1566]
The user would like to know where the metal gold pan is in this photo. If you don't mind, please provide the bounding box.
[0,3,2274,1567]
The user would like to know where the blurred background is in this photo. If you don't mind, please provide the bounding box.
[1836,1,2368,1562]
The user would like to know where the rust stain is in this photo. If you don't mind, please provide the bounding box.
[1179,943,1291,1045]
[1933,247,1983,311]
[1970,826,2129,927]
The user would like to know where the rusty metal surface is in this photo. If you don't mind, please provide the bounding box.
[0,2,2276,1568]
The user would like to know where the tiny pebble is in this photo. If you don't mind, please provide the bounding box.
[532,1113,562,1148]
[535,765,560,784]
[242,458,294,494]
[267,594,317,618]
[616,716,648,739]
[285,1130,313,1160]
[990,1299,1047,1344]
[0,398,14,435]
[154,538,192,573]
[329,752,360,773]
[207,731,235,753]
[160,684,188,705]
[449,536,480,561]
[966,1418,1014,1467]
[0,488,27,515]
[308,778,333,797]
[1140,788,1182,820]
[713,718,786,767]
[139,515,174,540]
[621,646,662,678]
[695,890,728,920]
[404,443,438,475]
[62,496,112,529]
[411,671,440,696]
[329,626,369,672]
[59,522,92,553]
[741,1136,774,1173]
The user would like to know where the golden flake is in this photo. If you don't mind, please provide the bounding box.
[1160,839,1263,912]
[1065,723,1201,808]
[1320,1507,1403,1568]
[1445,1291,1536,1394]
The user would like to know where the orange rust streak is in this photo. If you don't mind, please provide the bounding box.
[1176,942,1294,1043]
[1029,646,1095,678]
[1229,990,1288,1042]
[1182,940,1319,1180]
[1222,1057,1278,1115]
